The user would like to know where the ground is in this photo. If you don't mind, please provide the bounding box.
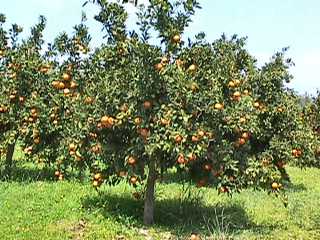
[0,153,320,240]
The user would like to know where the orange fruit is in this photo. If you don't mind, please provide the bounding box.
[197,130,205,138]
[175,59,184,67]
[238,138,246,145]
[69,143,77,151]
[154,63,163,71]
[130,176,138,185]
[177,154,186,164]
[190,233,200,240]
[242,132,250,139]
[188,64,197,72]
[94,173,102,180]
[253,102,260,108]
[143,100,152,110]
[128,156,137,166]
[191,135,199,142]
[134,117,142,125]
[271,182,279,189]
[70,81,78,89]
[174,134,183,144]
[62,72,71,81]
[139,128,149,138]
[93,180,100,187]
[214,103,224,110]
[228,81,235,88]
[172,34,181,43]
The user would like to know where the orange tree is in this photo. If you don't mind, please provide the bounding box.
[301,91,320,165]
[1,0,316,225]
[0,15,50,176]
[63,0,309,224]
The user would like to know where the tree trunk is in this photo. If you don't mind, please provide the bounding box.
[4,142,16,177]
[143,159,157,225]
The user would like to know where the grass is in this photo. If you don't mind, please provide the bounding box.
[1,155,320,239]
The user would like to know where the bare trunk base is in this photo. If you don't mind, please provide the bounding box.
[4,142,16,177]
[143,159,156,225]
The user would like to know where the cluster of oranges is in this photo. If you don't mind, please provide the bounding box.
[92,173,103,188]
[54,170,64,181]
[292,148,303,158]
[51,67,78,97]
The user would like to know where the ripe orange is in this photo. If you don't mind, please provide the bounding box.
[160,118,170,126]
[130,176,138,185]
[172,34,181,43]
[128,156,137,166]
[292,149,298,157]
[58,81,65,90]
[134,117,142,125]
[70,81,78,89]
[69,143,77,151]
[243,89,249,95]
[62,72,71,81]
[94,173,102,180]
[101,116,109,125]
[238,138,246,145]
[228,81,235,88]
[143,100,152,110]
[154,63,163,71]
[34,138,40,144]
[190,233,200,240]
[139,128,149,138]
[177,154,186,164]
[214,103,224,110]
[175,134,183,144]
[234,79,241,86]
[93,180,100,188]
[233,91,241,98]
[271,182,279,189]
[242,132,250,139]
[188,64,197,72]
[191,135,199,142]
[197,130,205,138]
[253,102,260,108]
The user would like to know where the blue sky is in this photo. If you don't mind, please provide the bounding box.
[1,0,320,95]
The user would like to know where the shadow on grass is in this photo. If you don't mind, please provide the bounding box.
[81,192,280,238]
[286,182,307,192]
[0,165,56,182]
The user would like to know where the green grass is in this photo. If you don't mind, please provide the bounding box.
[1,160,320,239]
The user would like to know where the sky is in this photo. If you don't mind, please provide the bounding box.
[1,0,320,95]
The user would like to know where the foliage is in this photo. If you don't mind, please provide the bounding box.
[1,0,319,224]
